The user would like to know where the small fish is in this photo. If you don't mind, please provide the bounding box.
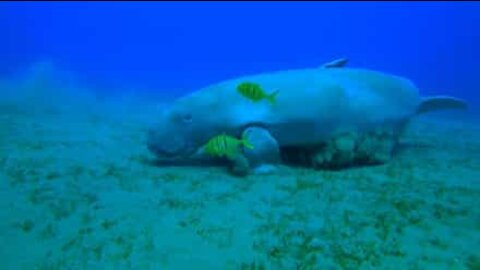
[203,133,254,158]
[321,57,349,68]
[237,82,279,105]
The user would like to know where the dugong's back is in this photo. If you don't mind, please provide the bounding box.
[202,67,420,110]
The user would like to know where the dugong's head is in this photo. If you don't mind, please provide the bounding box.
[146,90,230,162]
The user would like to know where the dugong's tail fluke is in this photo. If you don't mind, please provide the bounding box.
[416,95,468,115]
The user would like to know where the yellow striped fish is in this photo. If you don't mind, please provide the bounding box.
[203,133,254,158]
[236,82,279,105]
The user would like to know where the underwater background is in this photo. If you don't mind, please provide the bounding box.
[0,1,479,269]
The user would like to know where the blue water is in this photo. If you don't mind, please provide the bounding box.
[1,1,479,103]
[0,2,479,270]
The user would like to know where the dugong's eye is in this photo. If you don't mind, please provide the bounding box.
[171,109,193,124]
[182,113,193,123]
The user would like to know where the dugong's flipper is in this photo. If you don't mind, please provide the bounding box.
[242,127,281,175]
[321,57,349,68]
[416,96,468,115]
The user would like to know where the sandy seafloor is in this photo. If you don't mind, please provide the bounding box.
[0,67,479,270]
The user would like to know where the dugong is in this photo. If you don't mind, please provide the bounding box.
[147,59,467,175]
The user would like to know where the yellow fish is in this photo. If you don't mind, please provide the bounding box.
[237,82,279,105]
[203,133,254,158]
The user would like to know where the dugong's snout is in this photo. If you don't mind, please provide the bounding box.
[146,131,175,158]
[146,121,203,161]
